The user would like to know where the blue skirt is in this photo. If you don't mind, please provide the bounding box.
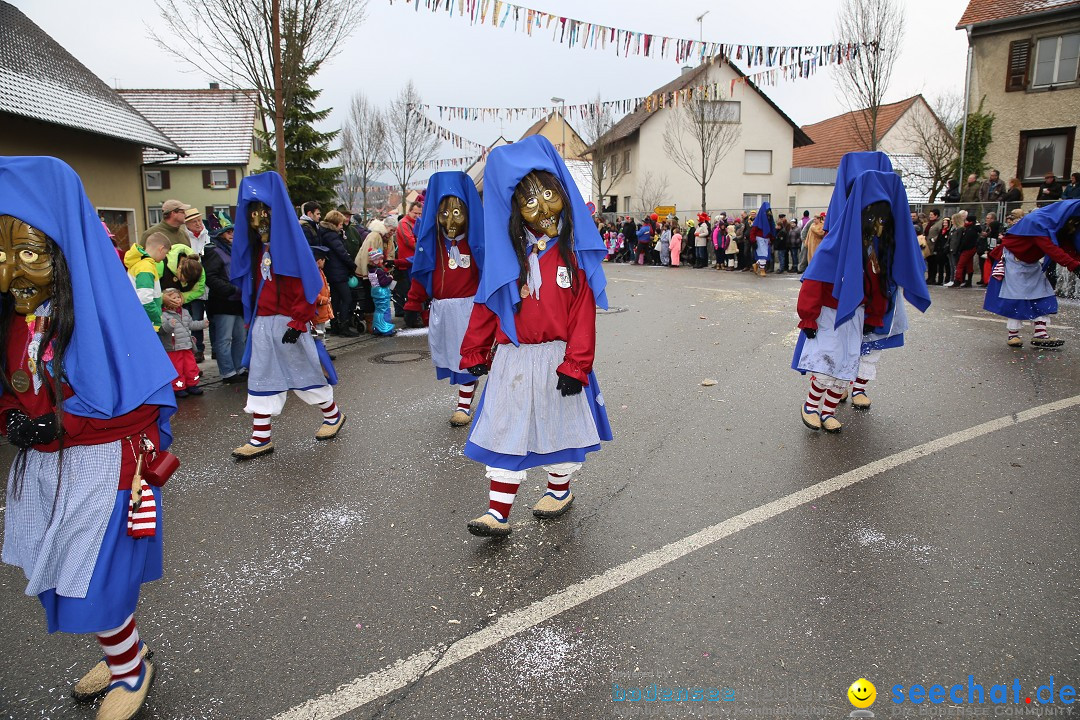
[39,489,163,634]
[984,276,1058,320]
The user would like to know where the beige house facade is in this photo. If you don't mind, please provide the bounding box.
[593,59,811,219]
[958,0,1080,202]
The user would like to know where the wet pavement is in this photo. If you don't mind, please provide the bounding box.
[1,262,1079,719]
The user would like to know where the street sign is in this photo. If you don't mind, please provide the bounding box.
[654,205,676,220]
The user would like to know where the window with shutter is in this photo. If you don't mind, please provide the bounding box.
[1006,40,1031,92]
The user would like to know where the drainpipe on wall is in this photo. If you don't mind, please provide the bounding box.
[138,162,147,240]
[958,25,974,188]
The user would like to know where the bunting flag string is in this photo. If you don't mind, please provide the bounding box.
[370,154,484,171]
[389,0,873,69]
[417,57,837,125]
[417,115,490,156]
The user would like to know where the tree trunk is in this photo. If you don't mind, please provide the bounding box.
[272,0,286,181]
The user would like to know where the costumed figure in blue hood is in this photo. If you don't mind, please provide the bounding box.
[458,136,613,538]
[0,157,179,719]
[406,171,487,426]
[792,160,931,433]
[749,202,775,276]
[229,172,346,459]
[984,199,1080,348]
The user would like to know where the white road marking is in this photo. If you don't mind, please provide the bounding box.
[271,394,1080,720]
[610,277,645,283]
[953,314,1073,330]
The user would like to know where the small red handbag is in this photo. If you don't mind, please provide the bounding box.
[139,435,180,487]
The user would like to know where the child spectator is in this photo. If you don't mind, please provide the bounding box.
[159,288,208,397]
[311,245,334,338]
[368,247,397,337]
[125,232,171,329]
[159,243,207,360]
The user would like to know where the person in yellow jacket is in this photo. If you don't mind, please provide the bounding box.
[125,232,171,329]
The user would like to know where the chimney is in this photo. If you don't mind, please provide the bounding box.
[680,65,693,75]
[209,82,220,90]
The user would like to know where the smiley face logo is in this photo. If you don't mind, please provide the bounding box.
[848,678,876,709]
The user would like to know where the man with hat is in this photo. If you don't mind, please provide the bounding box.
[183,207,210,255]
[140,199,191,247]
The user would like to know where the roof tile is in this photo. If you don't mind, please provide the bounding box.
[792,96,922,169]
[957,0,1080,28]
[118,89,260,165]
[0,1,182,153]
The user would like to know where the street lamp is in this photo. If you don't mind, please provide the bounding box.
[551,96,566,158]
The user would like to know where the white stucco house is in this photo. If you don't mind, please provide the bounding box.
[587,58,812,219]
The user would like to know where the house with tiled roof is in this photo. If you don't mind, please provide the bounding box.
[119,87,265,229]
[789,95,945,207]
[0,1,184,247]
[589,58,812,217]
[957,0,1080,204]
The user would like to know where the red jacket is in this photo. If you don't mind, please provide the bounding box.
[989,233,1080,271]
[797,257,888,331]
[255,247,317,331]
[394,214,418,270]
[460,249,595,385]
[405,236,480,311]
[0,318,161,485]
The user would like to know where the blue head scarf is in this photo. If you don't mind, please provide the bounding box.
[751,202,775,237]
[824,152,895,235]
[411,171,485,297]
[0,157,177,447]
[804,170,930,329]
[230,171,323,324]
[1005,199,1080,246]
[476,135,608,345]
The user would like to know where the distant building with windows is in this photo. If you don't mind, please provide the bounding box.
[119,87,265,228]
[588,58,812,218]
[957,0,1080,202]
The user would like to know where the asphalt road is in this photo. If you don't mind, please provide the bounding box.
[1,262,1078,720]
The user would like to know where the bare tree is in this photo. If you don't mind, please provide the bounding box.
[662,93,742,212]
[339,93,387,215]
[636,171,670,214]
[901,93,962,202]
[832,0,905,151]
[383,81,440,215]
[151,0,368,177]
[579,94,628,211]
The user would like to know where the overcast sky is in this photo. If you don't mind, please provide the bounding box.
[12,0,971,183]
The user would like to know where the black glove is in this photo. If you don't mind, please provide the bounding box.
[7,411,59,448]
[466,364,488,377]
[281,327,302,344]
[863,323,876,335]
[556,373,583,397]
[802,327,817,340]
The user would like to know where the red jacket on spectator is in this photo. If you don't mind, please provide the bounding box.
[394,213,418,271]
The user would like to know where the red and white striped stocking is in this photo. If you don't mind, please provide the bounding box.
[820,387,844,420]
[804,377,825,414]
[250,413,271,445]
[318,400,340,423]
[457,382,476,412]
[96,615,144,689]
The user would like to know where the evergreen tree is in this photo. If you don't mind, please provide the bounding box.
[257,61,341,207]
